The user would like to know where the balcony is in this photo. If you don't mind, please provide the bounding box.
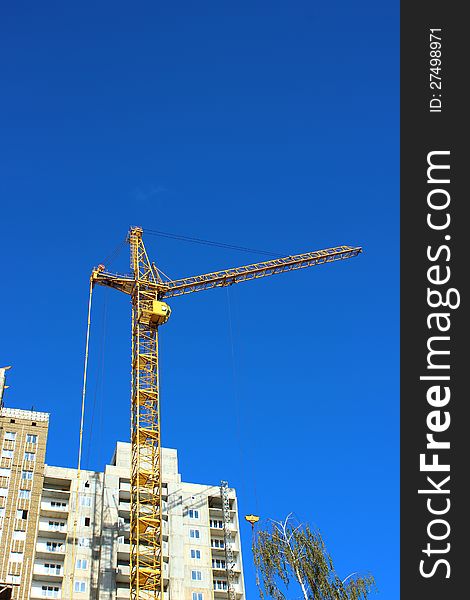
[35,540,66,558]
[116,564,130,582]
[213,587,243,599]
[209,506,236,516]
[118,521,130,538]
[42,487,70,498]
[38,521,67,538]
[33,563,64,582]
[119,487,131,501]
[30,584,61,599]
[211,541,228,553]
[117,542,130,559]
[212,567,228,576]
[120,481,131,492]
[40,501,69,517]
[210,525,237,537]
[118,501,131,516]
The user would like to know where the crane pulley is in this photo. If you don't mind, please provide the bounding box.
[90,226,362,600]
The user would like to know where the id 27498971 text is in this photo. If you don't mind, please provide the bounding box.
[429,29,443,113]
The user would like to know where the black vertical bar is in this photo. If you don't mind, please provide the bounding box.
[401,3,467,598]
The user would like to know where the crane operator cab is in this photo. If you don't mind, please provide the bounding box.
[144,300,171,326]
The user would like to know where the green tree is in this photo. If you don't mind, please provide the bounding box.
[252,514,376,600]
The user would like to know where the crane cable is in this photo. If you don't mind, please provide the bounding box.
[85,288,108,470]
[226,288,263,592]
[143,228,287,258]
[69,277,94,598]
[226,288,259,515]
[101,237,127,267]
[226,288,246,494]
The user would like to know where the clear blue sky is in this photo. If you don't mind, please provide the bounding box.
[1,1,398,597]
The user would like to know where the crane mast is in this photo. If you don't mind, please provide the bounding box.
[129,229,167,599]
[91,226,362,600]
[93,228,170,599]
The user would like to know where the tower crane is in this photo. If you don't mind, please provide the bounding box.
[90,226,362,600]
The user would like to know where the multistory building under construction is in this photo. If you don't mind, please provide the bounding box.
[0,406,245,600]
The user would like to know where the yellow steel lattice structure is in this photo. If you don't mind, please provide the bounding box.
[91,226,362,600]
[129,229,164,599]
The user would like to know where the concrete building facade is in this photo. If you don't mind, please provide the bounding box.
[1,407,245,600]
[0,407,49,598]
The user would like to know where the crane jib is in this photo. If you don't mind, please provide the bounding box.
[161,246,362,298]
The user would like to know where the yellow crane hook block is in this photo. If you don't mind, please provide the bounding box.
[245,514,260,527]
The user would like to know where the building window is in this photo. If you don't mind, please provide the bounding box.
[212,559,226,569]
[210,519,224,529]
[16,509,28,520]
[211,538,225,549]
[80,496,92,507]
[50,501,67,508]
[213,579,228,591]
[19,489,31,500]
[76,558,88,569]
[26,434,38,444]
[0,508,5,517]
[80,516,91,527]
[48,521,65,531]
[12,530,26,540]
[192,594,203,600]
[189,529,200,539]
[190,549,201,559]
[188,509,199,519]
[41,585,59,598]
[9,551,23,562]
[74,580,86,593]
[0,467,11,477]
[78,537,90,548]
[21,470,33,480]
[1,449,13,459]
[191,570,202,581]
[24,451,36,461]
[46,541,63,552]
[0,487,9,497]
[44,563,61,575]
[4,432,16,441]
